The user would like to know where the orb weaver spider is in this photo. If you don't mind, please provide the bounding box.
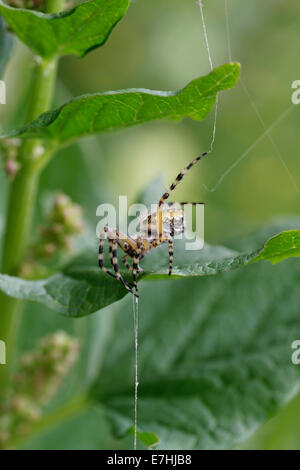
[98,151,208,297]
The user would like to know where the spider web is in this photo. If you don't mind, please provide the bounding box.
[131,0,300,451]
[133,294,139,450]
[197,1,218,154]
[199,0,300,196]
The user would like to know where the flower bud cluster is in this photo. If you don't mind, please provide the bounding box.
[19,192,84,279]
[7,0,46,11]
[0,331,80,449]
[0,139,21,180]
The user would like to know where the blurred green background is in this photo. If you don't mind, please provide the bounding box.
[0,0,300,449]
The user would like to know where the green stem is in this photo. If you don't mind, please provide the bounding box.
[0,0,65,400]
[45,0,64,14]
[0,159,40,385]
[26,58,58,124]
[2,159,40,274]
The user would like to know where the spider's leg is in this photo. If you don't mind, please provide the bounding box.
[177,202,205,206]
[98,228,118,279]
[132,252,140,291]
[157,152,208,209]
[98,234,106,270]
[168,238,174,276]
[131,239,144,290]
[99,228,134,287]
[110,239,138,298]
[156,152,207,238]
[122,255,144,273]
[122,255,133,272]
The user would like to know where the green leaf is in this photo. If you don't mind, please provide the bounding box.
[92,256,300,449]
[0,0,129,59]
[1,63,241,145]
[251,230,300,265]
[15,253,300,450]
[126,427,160,449]
[0,269,129,317]
[136,431,160,449]
[0,16,13,77]
[0,225,298,317]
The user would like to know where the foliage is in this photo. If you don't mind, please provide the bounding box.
[0,0,130,58]
[1,63,240,144]
[0,0,299,451]
[0,226,299,317]
[0,16,12,78]
[0,331,79,449]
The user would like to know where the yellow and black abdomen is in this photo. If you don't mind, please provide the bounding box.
[139,205,185,238]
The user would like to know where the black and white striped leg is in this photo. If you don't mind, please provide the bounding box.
[122,255,144,274]
[178,202,205,206]
[168,239,173,276]
[132,252,140,291]
[122,255,132,272]
[158,151,208,208]
[98,228,138,297]
[110,239,138,298]
[98,230,118,280]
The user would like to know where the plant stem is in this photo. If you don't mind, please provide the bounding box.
[0,159,40,385]
[0,0,65,400]
[45,0,64,14]
[2,158,40,274]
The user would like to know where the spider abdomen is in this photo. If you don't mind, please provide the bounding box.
[140,207,185,238]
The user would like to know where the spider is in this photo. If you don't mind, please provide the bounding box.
[98,151,208,297]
